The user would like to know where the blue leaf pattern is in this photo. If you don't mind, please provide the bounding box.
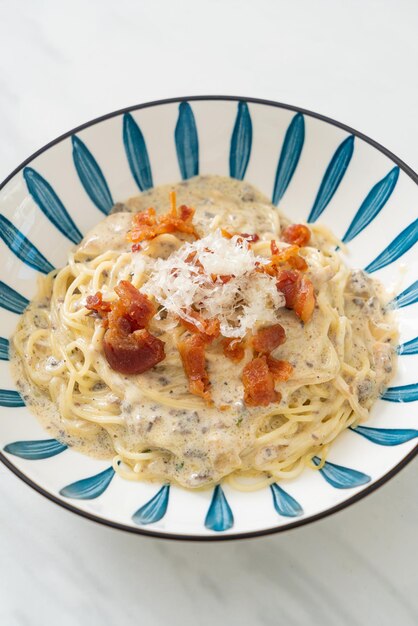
[23,167,83,244]
[59,466,115,499]
[4,439,67,459]
[0,281,28,314]
[312,456,371,488]
[72,135,114,215]
[342,167,399,243]
[0,215,54,274]
[350,425,418,446]
[175,102,199,180]
[272,113,305,205]
[307,135,354,222]
[270,483,303,517]
[132,484,170,525]
[0,337,9,360]
[391,280,418,309]
[398,336,418,355]
[123,113,153,191]
[382,384,418,403]
[205,485,234,531]
[0,390,25,407]
[229,101,252,181]
[364,218,418,273]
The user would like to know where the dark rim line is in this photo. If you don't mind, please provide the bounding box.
[0,95,417,542]
[1,95,418,192]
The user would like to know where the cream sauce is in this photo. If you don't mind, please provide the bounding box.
[11,176,397,488]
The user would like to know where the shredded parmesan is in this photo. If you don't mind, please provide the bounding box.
[142,230,285,338]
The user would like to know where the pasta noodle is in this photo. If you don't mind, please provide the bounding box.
[11,176,397,490]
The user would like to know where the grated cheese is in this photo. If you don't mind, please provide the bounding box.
[142,231,285,338]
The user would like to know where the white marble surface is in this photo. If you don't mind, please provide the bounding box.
[0,1,417,624]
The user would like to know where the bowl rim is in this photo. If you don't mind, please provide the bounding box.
[0,95,417,542]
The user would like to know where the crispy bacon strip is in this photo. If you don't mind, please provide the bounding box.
[275,269,299,307]
[180,310,220,343]
[276,270,315,323]
[129,207,157,243]
[88,281,165,375]
[293,275,315,323]
[270,240,280,256]
[251,324,286,354]
[178,334,211,401]
[223,337,245,362]
[242,356,280,407]
[261,242,307,275]
[103,322,165,375]
[86,292,112,317]
[270,241,304,261]
[113,280,155,330]
[272,242,308,271]
[289,256,308,271]
[178,203,194,222]
[86,283,155,330]
[266,356,293,382]
[281,224,311,247]
[129,192,199,245]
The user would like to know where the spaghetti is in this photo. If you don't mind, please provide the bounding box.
[11,176,397,489]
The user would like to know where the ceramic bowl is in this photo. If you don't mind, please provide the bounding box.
[0,96,417,540]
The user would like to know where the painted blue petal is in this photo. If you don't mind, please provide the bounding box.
[0,337,9,361]
[312,456,371,488]
[270,483,303,517]
[4,438,67,459]
[307,135,354,223]
[0,281,28,314]
[365,218,418,273]
[0,389,25,407]
[123,113,153,191]
[175,102,199,180]
[59,466,115,499]
[23,167,83,244]
[342,167,399,243]
[229,101,252,181]
[350,425,418,446]
[382,384,418,403]
[398,336,418,355]
[132,484,170,525]
[391,280,418,309]
[72,135,114,215]
[204,485,234,532]
[272,113,305,205]
[0,215,54,274]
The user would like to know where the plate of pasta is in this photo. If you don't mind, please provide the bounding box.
[0,96,417,540]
